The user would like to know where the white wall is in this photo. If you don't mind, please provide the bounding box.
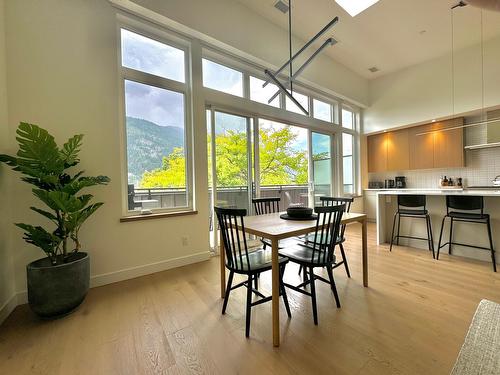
[0,0,368,317]
[365,35,500,133]
[2,0,214,303]
[0,0,16,321]
[131,0,369,107]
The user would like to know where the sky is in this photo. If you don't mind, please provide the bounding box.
[122,29,186,128]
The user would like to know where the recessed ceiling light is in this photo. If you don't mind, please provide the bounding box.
[335,0,380,17]
[274,0,289,14]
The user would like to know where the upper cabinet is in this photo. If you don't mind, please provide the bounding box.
[367,133,387,173]
[368,118,464,173]
[433,118,464,169]
[409,124,434,170]
[387,129,409,171]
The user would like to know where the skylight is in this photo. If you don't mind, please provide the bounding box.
[335,0,380,17]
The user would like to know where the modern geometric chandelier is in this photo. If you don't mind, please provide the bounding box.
[263,0,339,115]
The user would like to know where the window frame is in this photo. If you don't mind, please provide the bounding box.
[117,23,195,216]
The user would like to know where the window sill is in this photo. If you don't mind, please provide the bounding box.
[120,210,198,222]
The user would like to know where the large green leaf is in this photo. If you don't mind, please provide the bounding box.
[15,223,61,255]
[66,202,104,233]
[15,122,65,177]
[30,206,58,223]
[60,134,83,168]
[62,175,110,195]
[33,190,91,213]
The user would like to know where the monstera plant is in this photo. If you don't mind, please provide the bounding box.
[0,122,110,317]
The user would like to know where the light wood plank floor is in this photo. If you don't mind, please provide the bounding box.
[1,223,500,375]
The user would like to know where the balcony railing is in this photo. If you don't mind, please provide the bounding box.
[127,184,333,211]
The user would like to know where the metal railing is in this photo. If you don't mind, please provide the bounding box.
[128,184,331,211]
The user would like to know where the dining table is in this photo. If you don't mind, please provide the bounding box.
[219,211,368,347]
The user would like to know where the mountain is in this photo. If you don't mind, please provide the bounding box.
[126,117,184,185]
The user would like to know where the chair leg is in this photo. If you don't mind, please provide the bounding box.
[303,266,309,286]
[254,273,259,290]
[245,274,252,338]
[448,218,454,255]
[222,270,234,314]
[309,267,318,325]
[396,213,401,245]
[426,215,435,259]
[298,265,302,276]
[390,212,398,252]
[327,265,341,308]
[280,265,292,318]
[487,218,497,272]
[339,243,351,278]
[437,216,447,260]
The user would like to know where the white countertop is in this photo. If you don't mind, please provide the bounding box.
[375,189,500,196]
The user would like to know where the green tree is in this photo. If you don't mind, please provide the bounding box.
[139,126,308,188]
[140,147,186,188]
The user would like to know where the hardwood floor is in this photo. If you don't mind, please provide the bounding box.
[1,223,499,375]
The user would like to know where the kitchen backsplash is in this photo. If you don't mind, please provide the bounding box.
[368,147,500,188]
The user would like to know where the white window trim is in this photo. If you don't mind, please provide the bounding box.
[117,21,195,216]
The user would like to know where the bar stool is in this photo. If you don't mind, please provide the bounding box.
[390,195,435,258]
[437,195,496,272]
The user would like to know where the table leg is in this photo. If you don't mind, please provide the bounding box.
[271,237,280,347]
[220,230,226,299]
[362,218,368,287]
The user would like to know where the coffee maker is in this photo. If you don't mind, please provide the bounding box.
[395,176,406,188]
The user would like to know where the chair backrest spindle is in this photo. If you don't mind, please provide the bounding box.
[308,204,345,264]
[215,206,252,272]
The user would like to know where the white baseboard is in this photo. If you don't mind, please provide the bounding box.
[90,251,210,287]
[3,251,211,322]
[0,293,18,325]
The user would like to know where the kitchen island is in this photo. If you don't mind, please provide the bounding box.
[375,188,500,266]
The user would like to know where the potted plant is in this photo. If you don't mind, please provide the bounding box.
[0,122,110,318]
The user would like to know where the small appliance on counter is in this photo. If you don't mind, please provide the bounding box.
[368,181,384,189]
[385,179,395,189]
[395,176,406,188]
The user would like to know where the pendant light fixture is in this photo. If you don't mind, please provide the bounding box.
[264,0,339,115]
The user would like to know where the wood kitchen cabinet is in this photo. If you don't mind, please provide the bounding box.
[368,118,464,172]
[433,118,464,168]
[387,129,409,171]
[409,124,434,170]
[368,133,387,173]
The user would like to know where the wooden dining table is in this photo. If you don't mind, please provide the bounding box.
[219,211,368,347]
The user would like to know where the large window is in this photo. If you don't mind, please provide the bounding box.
[285,91,309,114]
[342,107,355,129]
[313,99,332,122]
[202,59,243,97]
[249,76,280,107]
[342,133,354,194]
[120,28,192,213]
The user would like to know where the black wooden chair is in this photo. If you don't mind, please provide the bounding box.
[215,206,292,338]
[389,195,435,259]
[300,197,353,278]
[437,196,496,272]
[252,197,281,250]
[279,204,345,325]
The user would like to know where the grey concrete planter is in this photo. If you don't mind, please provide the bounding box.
[26,252,90,318]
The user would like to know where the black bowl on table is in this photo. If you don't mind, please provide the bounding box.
[286,206,313,218]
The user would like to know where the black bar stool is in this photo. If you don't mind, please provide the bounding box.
[437,195,496,272]
[390,195,435,258]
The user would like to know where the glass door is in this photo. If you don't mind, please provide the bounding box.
[256,118,309,208]
[208,109,253,252]
[310,132,333,206]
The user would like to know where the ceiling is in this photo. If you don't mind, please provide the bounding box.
[235,0,500,79]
